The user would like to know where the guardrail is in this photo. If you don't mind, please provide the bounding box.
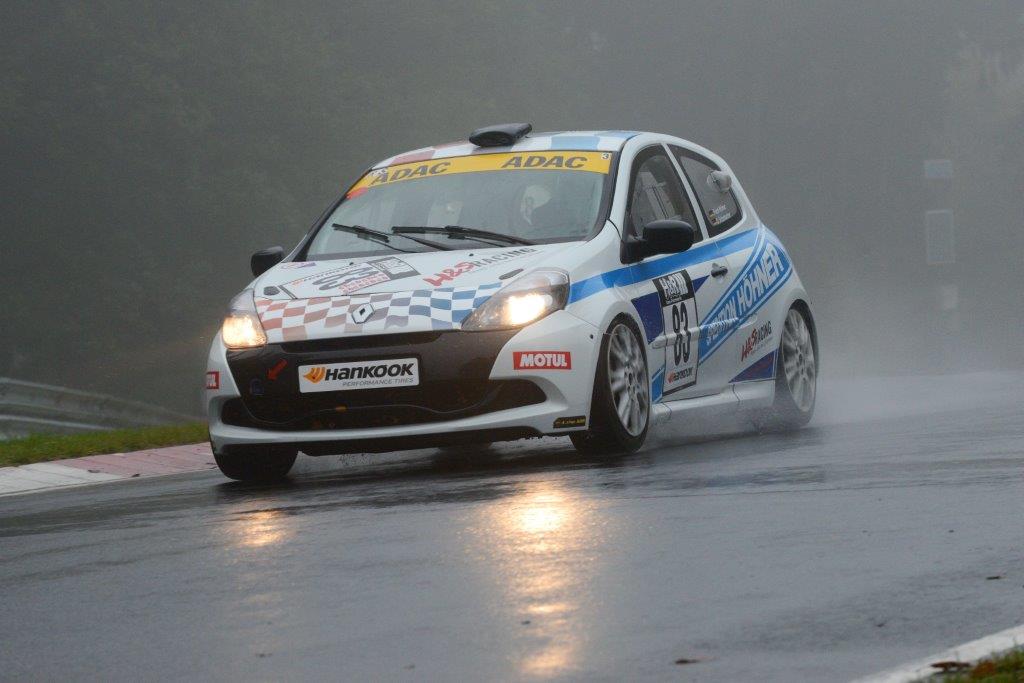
[0,377,198,440]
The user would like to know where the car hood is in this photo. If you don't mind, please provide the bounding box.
[251,243,573,343]
[258,244,563,299]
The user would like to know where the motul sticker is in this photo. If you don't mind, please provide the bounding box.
[513,351,572,370]
[298,358,419,392]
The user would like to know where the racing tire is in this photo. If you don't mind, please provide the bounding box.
[213,445,297,482]
[765,305,818,430]
[571,318,650,455]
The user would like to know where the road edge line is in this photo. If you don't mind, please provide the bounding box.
[853,623,1024,683]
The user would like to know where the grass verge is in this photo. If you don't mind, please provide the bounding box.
[921,647,1024,682]
[0,422,207,467]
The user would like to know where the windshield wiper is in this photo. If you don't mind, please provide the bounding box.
[332,223,452,251]
[392,225,535,246]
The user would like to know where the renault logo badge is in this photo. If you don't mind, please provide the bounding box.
[352,303,374,324]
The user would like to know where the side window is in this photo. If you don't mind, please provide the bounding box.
[627,148,699,241]
[670,145,742,236]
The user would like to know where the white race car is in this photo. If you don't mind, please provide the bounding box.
[205,124,818,480]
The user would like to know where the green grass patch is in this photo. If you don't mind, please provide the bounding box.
[920,647,1024,682]
[0,422,208,467]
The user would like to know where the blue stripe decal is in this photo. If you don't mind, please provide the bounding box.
[698,229,792,363]
[545,135,603,150]
[730,350,776,383]
[544,132,638,150]
[567,228,758,304]
[630,292,663,343]
[651,367,665,402]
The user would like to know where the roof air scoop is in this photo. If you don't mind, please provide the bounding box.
[468,123,532,148]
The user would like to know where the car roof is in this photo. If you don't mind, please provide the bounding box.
[373,130,640,169]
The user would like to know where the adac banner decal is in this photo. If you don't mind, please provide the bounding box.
[348,151,612,193]
[698,228,792,363]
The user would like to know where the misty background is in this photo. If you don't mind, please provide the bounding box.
[2,1,1022,414]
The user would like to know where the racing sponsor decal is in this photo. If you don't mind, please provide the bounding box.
[553,416,586,429]
[740,319,773,362]
[205,371,219,390]
[653,269,699,395]
[706,204,733,227]
[423,247,536,286]
[287,257,418,295]
[568,227,758,305]
[348,151,613,194]
[699,229,792,363]
[280,261,317,269]
[513,351,572,370]
[298,358,420,392]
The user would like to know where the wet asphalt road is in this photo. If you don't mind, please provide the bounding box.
[1,373,1022,682]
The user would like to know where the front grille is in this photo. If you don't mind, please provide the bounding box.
[221,379,545,431]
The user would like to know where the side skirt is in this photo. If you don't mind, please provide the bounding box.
[731,379,775,409]
[651,381,773,438]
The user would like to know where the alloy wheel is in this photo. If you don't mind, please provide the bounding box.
[781,309,816,412]
[607,323,649,436]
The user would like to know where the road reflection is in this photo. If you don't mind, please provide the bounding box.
[230,509,291,548]
[469,480,613,678]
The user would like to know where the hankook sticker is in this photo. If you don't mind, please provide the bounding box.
[299,358,420,392]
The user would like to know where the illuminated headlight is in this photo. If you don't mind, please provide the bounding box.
[221,290,267,349]
[462,270,569,331]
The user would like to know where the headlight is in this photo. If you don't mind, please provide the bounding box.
[462,269,569,331]
[221,290,267,349]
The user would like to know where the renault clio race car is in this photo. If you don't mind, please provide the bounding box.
[206,123,818,481]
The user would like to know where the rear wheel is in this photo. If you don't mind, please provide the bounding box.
[571,319,649,455]
[213,445,297,482]
[765,306,817,429]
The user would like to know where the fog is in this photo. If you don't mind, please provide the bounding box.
[2,1,1022,413]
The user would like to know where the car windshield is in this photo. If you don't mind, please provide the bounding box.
[305,150,614,258]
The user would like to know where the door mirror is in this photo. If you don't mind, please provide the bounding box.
[622,220,695,263]
[709,170,732,192]
[251,246,284,277]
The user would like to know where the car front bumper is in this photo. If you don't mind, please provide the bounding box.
[205,310,601,455]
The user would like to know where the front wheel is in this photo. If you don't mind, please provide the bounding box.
[765,306,818,429]
[571,319,650,455]
[213,445,297,482]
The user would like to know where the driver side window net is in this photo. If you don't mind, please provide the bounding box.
[627,150,698,240]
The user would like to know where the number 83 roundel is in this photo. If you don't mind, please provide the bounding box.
[653,269,700,395]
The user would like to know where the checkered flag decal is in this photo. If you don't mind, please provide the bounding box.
[255,283,503,343]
